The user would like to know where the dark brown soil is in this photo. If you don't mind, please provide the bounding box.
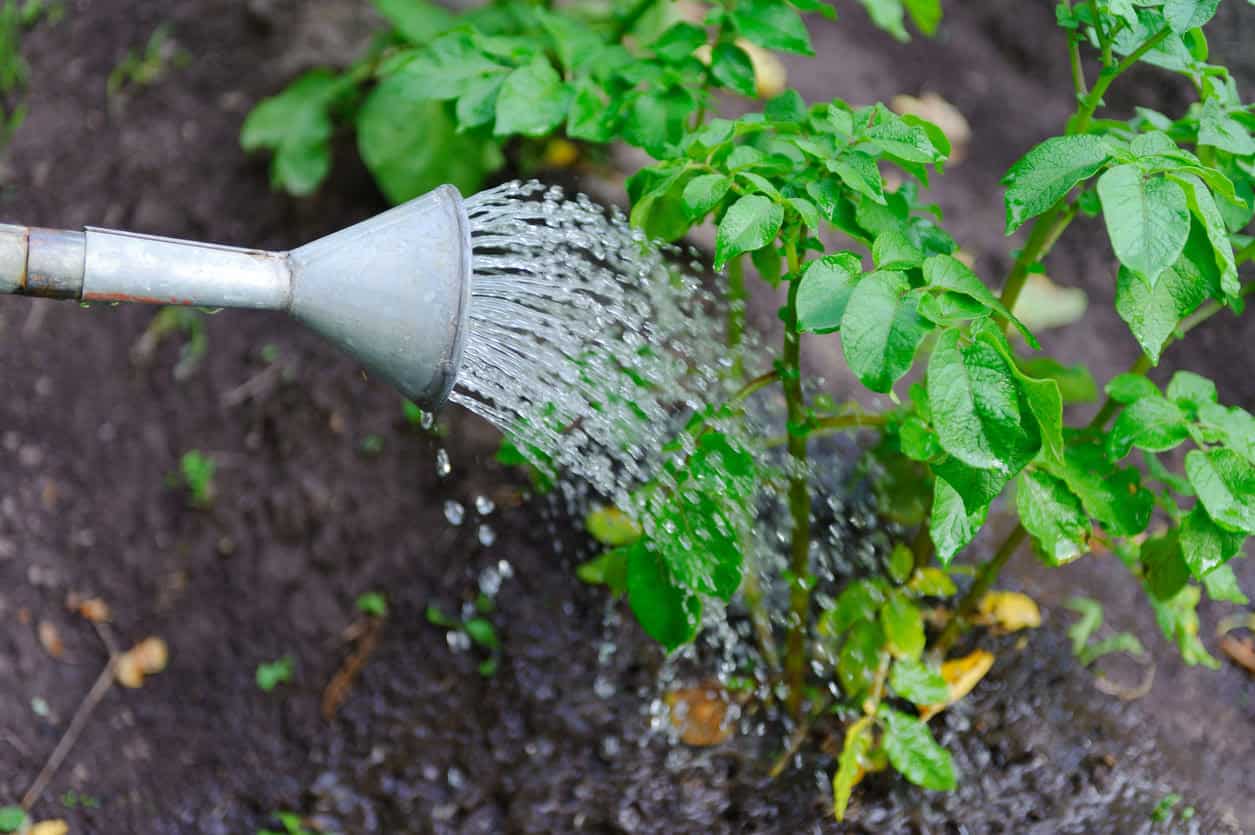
[0,2,1251,834]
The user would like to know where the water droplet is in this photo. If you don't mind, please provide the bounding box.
[444,500,465,526]
[477,524,496,547]
[435,448,451,478]
[474,495,495,515]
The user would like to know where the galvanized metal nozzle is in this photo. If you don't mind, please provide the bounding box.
[0,185,472,409]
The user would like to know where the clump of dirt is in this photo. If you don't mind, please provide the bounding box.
[0,1,1251,833]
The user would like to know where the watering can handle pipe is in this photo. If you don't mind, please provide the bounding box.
[0,223,293,309]
[0,184,474,409]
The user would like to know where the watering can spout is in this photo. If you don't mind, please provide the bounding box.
[0,184,472,409]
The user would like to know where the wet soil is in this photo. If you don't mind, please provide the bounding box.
[0,1,1251,833]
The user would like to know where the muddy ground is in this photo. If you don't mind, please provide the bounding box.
[0,1,1251,833]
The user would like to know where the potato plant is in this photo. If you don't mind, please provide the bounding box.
[245,0,1254,818]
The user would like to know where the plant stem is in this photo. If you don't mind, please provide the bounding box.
[1063,1,1088,99]
[998,200,1079,317]
[934,525,1028,655]
[781,235,812,721]
[910,521,935,575]
[728,255,747,379]
[733,369,779,403]
[1071,28,1171,134]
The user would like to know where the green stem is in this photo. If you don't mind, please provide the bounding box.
[933,525,1028,655]
[1063,1,1088,99]
[781,235,812,721]
[728,255,747,379]
[910,521,935,575]
[998,200,1079,316]
[1071,28,1171,134]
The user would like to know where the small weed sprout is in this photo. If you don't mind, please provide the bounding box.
[131,306,207,381]
[0,807,26,834]
[258,811,315,835]
[171,450,216,508]
[427,600,501,677]
[355,591,388,618]
[106,23,189,101]
[255,656,294,693]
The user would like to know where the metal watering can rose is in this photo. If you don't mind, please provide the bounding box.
[0,184,472,409]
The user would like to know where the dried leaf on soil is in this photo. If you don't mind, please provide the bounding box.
[920,648,995,721]
[665,683,735,746]
[30,821,69,835]
[1219,634,1255,675]
[38,620,65,659]
[1010,272,1087,334]
[977,591,1041,632]
[67,595,111,624]
[114,637,169,688]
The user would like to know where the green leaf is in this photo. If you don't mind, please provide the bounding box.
[1166,370,1218,415]
[1185,448,1255,534]
[494,59,570,137]
[1002,135,1111,233]
[1016,469,1090,566]
[1163,0,1221,32]
[566,79,619,142]
[798,252,868,331]
[681,173,732,220]
[1065,596,1104,656]
[455,72,507,129]
[1015,356,1098,404]
[924,255,1038,347]
[1105,373,1160,404]
[820,579,888,637]
[841,270,931,393]
[833,717,873,821]
[576,548,629,595]
[387,32,503,99]
[537,8,604,73]
[1050,437,1153,536]
[1149,584,1219,668]
[857,0,909,41]
[0,807,26,833]
[872,227,924,270]
[926,328,1038,472]
[788,197,821,231]
[464,617,499,650]
[1198,402,1255,466]
[1179,504,1245,578]
[931,476,987,566]
[1171,172,1239,298]
[1097,165,1190,284]
[372,0,454,45]
[862,104,943,164]
[732,0,814,55]
[627,164,696,241]
[738,171,783,200]
[715,194,783,269]
[839,620,885,698]
[881,591,925,660]
[1141,530,1190,601]
[827,151,887,204]
[711,43,757,97]
[256,655,294,692]
[1107,395,1191,460]
[887,542,915,585]
[627,543,701,651]
[890,658,951,705]
[358,84,502,203]
[909,567,957,596]
[1201,563,1248,605]
[241,70,346,196]
[904,0,942,34]
[1198,96,1255,156]
[650,21,706,63]
[764,90,809,122]
[1113,233,1215,364]
[879,705,957,790]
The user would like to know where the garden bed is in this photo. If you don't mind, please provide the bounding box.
[0,1,1250,832]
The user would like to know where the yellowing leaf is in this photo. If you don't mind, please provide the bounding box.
[585,506,641,547]
[739,40,787,98]
[1010,272,1087,335]
[665,683,735,746]
[31,820,70,835]
[978,591,1041,632]
[920,649,995,720]
[542,138,579,168]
